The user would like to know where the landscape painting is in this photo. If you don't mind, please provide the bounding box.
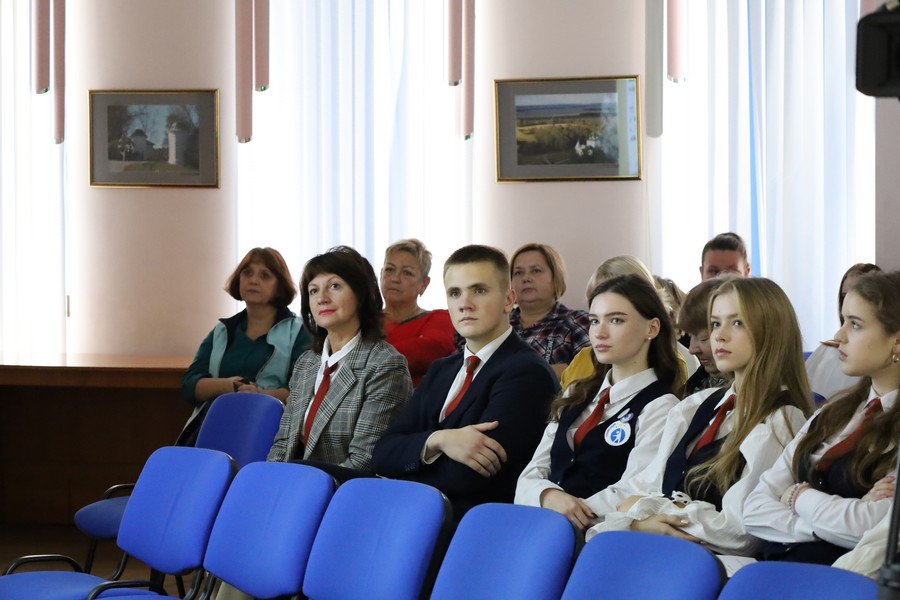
[495,77,641,181]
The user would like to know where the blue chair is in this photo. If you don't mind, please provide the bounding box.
[718,561,877,600]
[73,391,283,576]
[430,504,576,600]
[560,531,723,600]
[85,461,335,600]
[302,478,451,600]
[0,446,235,600]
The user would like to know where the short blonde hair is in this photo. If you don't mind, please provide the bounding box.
[383,238,432,279]
[585,255,655,304]
[510,243,568,299]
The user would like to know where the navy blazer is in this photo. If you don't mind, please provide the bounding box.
[372,332,560,517]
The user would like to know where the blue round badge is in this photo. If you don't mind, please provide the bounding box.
[604,421,632,446]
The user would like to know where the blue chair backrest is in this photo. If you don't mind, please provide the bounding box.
[431,504,575,600]
[195,392,283,468]
[116,446,235,575]
[718,561,877,600]
[303,478,449,600]
[202,461,334,599]
[561,531,723,600]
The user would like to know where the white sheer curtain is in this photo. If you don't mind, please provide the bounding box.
[236,0,471,309]
[656,0,875,349]
[0,2,66,356]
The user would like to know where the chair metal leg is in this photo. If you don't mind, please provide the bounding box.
[109,551,130,580]
[82,539,98,573]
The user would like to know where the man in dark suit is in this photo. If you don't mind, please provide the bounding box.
[373,244,560,518]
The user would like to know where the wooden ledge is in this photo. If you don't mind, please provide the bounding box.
[0,354,192,389]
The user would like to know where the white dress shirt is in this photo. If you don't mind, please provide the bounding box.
[301,332,360,427]
[514,368,678,516]
[585,385,808,564]
[743,387,897,549]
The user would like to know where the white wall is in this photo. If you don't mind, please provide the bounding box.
[473,0,655,311]
[65,0,237,355]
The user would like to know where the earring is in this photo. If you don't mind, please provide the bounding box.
[893,353,899,364]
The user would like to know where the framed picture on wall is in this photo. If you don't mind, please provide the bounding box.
[494,76,642,182]
[89,90,219,188]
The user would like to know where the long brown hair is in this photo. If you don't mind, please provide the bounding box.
[791,271,900,489]
[549,274,683,420]
[687,277,814,497]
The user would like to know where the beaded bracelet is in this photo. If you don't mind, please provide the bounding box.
[787,482,811,516]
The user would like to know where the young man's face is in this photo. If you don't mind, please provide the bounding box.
[700,250,750,280]
[444,261,515,353]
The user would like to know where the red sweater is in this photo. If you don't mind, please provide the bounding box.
[384,309,457,386]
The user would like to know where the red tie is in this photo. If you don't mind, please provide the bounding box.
[444,356,481,417]
[573,387,612,448]
[690,394,736,458]
[304,362,339,450]
[816,398,883,473]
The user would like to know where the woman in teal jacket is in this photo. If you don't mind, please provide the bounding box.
[178,247,310,446]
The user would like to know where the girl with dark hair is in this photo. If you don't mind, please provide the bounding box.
[267,246,412,472]
[178,247,310,446]
[515,274,683,531]
[806,263,882,401]
[586,277,813,575]
[744,270,900,565]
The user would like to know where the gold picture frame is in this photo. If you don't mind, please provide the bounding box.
[89,89,219,188]
[495,76,642,182]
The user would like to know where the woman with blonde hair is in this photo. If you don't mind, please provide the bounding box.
[380,238,456,386]
[745,270,900,565]
[586,277,813,575]
[509,243,591,376]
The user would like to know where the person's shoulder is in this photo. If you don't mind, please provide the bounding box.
[494,335,557,376]
[678,386,725,412]
[361,337,405,360]
[557,303,590,323]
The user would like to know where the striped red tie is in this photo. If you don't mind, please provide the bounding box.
[573,388,611,448]
[444,356,481,417]
[304,362,339,451]
[690,394,735,459]
[816,398,882,473]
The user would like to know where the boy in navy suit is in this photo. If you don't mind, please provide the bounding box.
[373,244,560,518]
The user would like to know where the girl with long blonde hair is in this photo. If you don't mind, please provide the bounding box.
[585,277,813,574]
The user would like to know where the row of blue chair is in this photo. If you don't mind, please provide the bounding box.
[73,391,285,579]
[2,444,879,599]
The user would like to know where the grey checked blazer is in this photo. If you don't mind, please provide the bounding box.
[267,338,412,471]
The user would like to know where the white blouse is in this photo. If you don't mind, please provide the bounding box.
[585,385,808,560]
[514,368,678,516]
[743,387,897,549]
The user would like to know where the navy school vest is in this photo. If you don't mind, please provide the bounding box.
[547,380,670,500]
[759,449,868,565]
[662,388,747,510]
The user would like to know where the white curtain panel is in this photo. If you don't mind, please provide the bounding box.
[235,0,471,309]
[0,1,66,356]
[656,0,874,349]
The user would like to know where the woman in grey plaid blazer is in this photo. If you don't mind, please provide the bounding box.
[267,246,412,472]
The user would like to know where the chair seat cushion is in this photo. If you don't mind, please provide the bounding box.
[0,571,105,600]
[73,496,130,539]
